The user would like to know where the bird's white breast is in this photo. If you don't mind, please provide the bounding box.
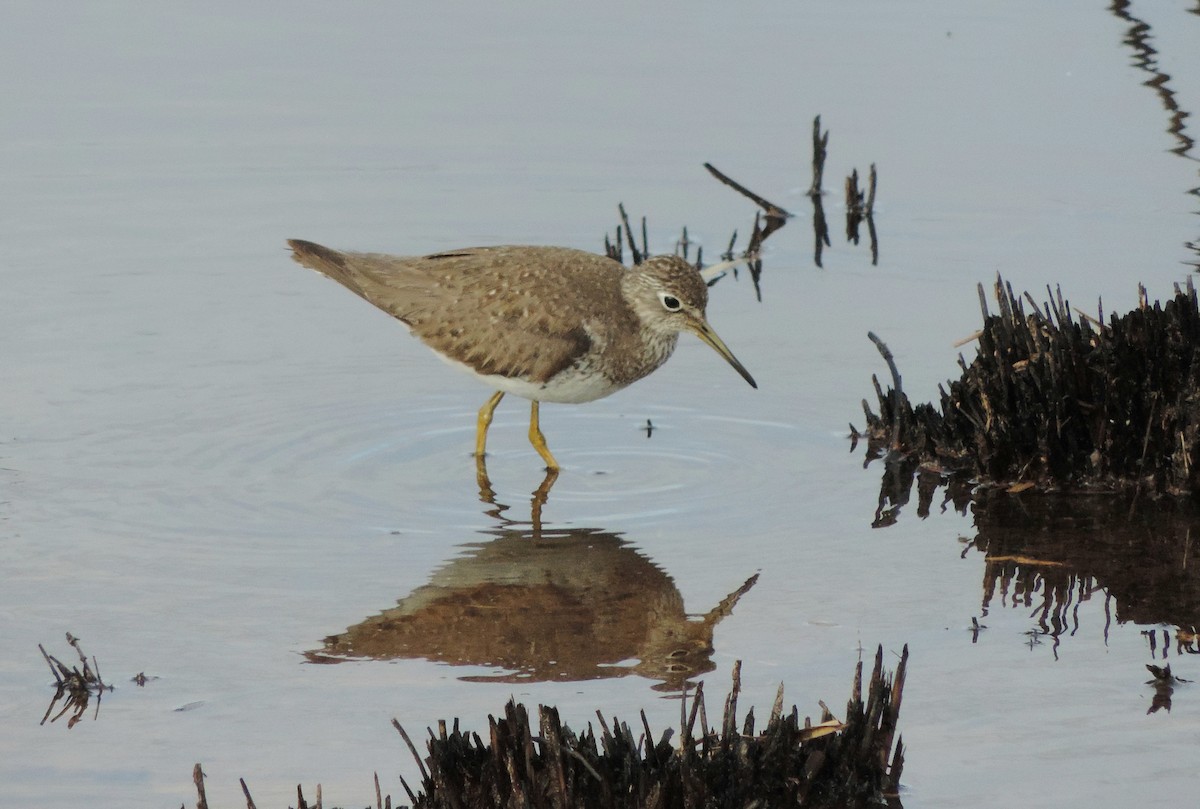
[431,350,625,404]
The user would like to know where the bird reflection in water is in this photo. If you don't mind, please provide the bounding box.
[306,461,758,692]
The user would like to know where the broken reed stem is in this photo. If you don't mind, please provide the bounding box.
[559,743,604,783]
[977,281,991,319]
[770,682,785,724]
[722,660,742,739]
[845,169,862,212]
[38,644,65,686]
[879,646,908,768]
[953,329,983,348]
[67,633,92,678]
[685,681,705,741]
[392,719,430,782]
[699,254,760,283]
[617,203,642,264]
[810,115,829,197]
[723,229,738,260]
[239,777,257,809]
[703,162,791,218]
[868,331,904,452]
[193,764,209,809]
[845,166,878,219]
[604,231,618,263]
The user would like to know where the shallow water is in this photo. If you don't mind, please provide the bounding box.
[2,2,1198,806]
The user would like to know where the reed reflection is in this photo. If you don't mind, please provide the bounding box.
[1109,0,1200,272]
[1110,0,1197,160]
[306,462,758,691]
[966,493,1200,665]
[864,454,1200,710]
[865,461,1200,660]
[858,447,973,528]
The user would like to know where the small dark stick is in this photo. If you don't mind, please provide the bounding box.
[811,193,830,267]
[194,764,209,809]
[239,777,257,809]
[845,168,863,215]
[679,679,689,740]
[867,332,904,452]
[685,681,705,740]
[723,229,738,261]
[867,212,879,265]
[618,203,642,264]
[880,644,908,774]
[392,719,430,782]
[703,162,792,219]
[769,682,785,725]
[604,232,617,262]
[676,225,690,259]
[722,660,742,739]
[397,774,418,806]
[640,710,656,765]
[38,644,64,686]
[866,164,877,214]
[809,115,829,197]
[746,212,765,301]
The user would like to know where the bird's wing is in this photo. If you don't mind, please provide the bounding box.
[289,243,629,383]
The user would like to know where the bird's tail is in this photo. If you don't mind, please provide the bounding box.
[287,239,367,297]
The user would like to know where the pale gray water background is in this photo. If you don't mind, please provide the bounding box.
[2,1,1198,806]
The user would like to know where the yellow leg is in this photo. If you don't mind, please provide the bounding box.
[476,391,505,460]
[528,400,560,470]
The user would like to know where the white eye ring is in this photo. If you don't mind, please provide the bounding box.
[659,293,682,312]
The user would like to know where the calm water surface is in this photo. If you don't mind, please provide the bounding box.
[1,2,1198,806]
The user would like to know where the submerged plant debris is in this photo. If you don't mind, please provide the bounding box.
[38,633,113,728]
[191,651,907,808]
[856,276,1200,497]
[1145,663,1192,714]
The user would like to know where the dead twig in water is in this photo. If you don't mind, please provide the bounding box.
[845,165,880,265]
[809,115,830,197]
[618,203,643,265]
[868,332,903,453]
[703,162,791,219]
[38,633,113,728]
[194,764,209,809]
[866,163,877,214]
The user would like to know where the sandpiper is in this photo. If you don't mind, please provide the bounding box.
[288,240,756,469]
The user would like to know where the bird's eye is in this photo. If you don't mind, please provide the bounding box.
[659,293,682,312]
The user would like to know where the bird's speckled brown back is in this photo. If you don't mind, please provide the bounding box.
[289,242,637,384]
